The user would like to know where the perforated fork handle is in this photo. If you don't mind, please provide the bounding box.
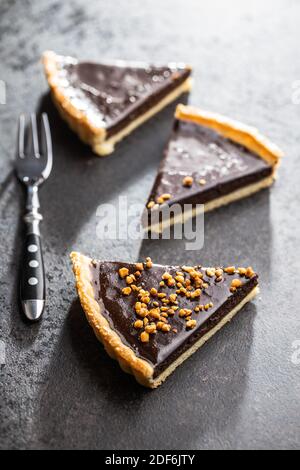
[20,185,45,321]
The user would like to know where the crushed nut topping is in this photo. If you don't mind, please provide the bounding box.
[182,176,194,187]
[122,287,132,296]
[118,259,255,343]
[224,266,235,274]
[147,201,155,209]
[157,193,171,204]
[126,275,134,285]
[145,323,157,334]
[231,279,242,288]
[134,320,143,329]
[135,263,144,271]
[119,267,129,278]
[186,319,197,329]
[162,272,172,280]
[145,257,153,269]
[140,331,149,343]
[245,267,255,278]
[161,324,171,332]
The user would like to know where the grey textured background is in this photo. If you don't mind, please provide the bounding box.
[0,0,300,450]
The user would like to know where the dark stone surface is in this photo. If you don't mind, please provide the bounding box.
[0,0,299,450]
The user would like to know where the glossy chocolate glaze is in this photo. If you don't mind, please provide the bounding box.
[89,260,258,377]
[57,57,191,136]
[147,120,273,208]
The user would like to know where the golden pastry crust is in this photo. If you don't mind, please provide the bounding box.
[42,51,192,156]
[42,51,106,148]
[70,251,154,387]
[175,104,283,170]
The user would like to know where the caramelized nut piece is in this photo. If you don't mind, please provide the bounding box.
[126,275,134,285]
[147,201,155,209]
[191,289,201,299]
[199,178,206,186]
[122,287,132,296]
[206,268,215,277]
[145,324,157,334]
[161,324,171,332]
[186,319,197,329]
[150,287,157,296]
[145,257,153,269]
[149,308,160,320]
[169,293,177,303]
[135,301,142,312]
[215,269,223,278]
[238,267,247,276]
[119,267,129,278]
[134,320,143,329]
[135,263,144,271]
[245,267,255,278]
[140,331,149,343]
[231,279,242,288]
[136,308,148,318]
[182,266,193,273]
[158,292,167,298]
[162,272,172,280]
[182,176,194,187]
[156,321,164,330]
[224,266,235,274]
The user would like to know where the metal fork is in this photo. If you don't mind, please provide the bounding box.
[15,113,53,321]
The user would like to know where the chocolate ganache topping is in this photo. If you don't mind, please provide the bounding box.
[56,57,191,136]
[89,259,258,377]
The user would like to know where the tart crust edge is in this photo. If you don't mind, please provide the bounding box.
[70,251,154,387]
[42,51,107,148]
[175,104,283,170]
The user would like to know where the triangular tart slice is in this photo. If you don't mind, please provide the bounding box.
[145,104,283,232]
[42,51,192,156]
[71,252,259,388]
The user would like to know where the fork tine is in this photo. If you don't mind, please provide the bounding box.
[40,113,53,180]
[18,114,26,159]
[30,113,40,158]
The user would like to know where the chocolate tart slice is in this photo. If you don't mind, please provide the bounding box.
[145,104,283,232]
[42,51,192,156]
[71,252,259,388]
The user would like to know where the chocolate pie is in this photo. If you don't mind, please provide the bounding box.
[146,104,283,232]
[71,252,259,388]
[42,51,192,155]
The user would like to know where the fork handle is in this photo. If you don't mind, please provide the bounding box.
[20,186,45,321]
